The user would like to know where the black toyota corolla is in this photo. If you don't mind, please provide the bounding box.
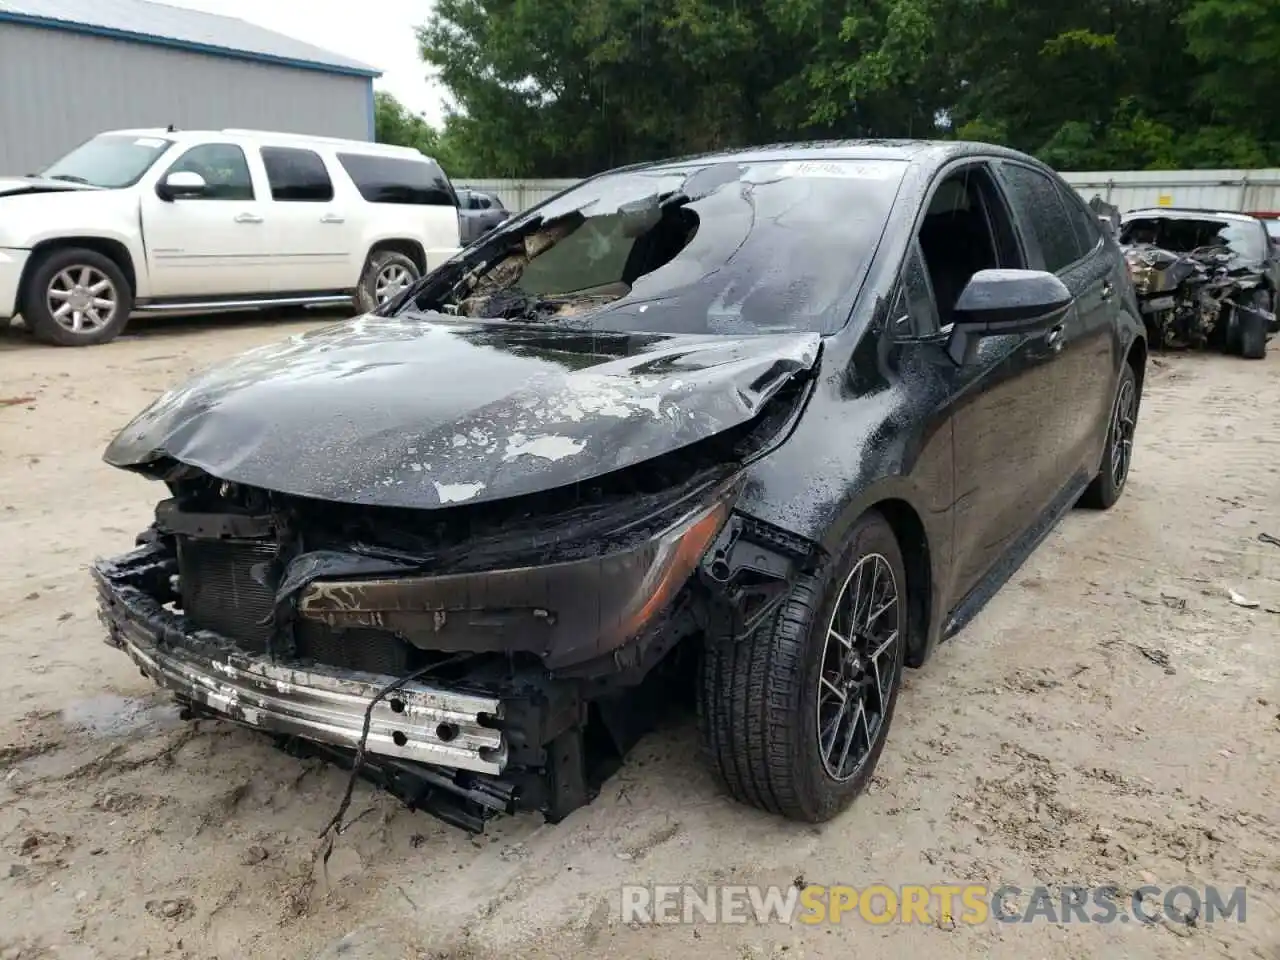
[94,141,1145,831]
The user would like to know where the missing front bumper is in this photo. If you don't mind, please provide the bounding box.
[92,550,508,776]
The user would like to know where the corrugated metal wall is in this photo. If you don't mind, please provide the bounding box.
[459,171,1280,215]
[0,22,372,174]
[1061,170,1280,213]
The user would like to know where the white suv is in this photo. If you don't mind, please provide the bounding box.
[0,128,463,346]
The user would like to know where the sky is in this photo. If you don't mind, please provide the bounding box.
[163,0,450,127]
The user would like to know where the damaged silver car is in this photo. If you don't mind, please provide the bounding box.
[95,142,1146,831]
[1119,208,1278,359]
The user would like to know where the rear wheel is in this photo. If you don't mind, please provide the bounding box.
[698,510,907,822]
[355,250,420,314]
[21,248,132,346]
[1080,363,1138,509]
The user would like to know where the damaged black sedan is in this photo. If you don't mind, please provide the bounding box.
[94,142,1146,831]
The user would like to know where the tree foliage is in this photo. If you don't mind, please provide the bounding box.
[410,0,1280,175]
[372,90,474,176]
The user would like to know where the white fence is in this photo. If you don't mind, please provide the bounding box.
[461,170,1280,215]
[1061,170,1280,214]
[456,178,579,213]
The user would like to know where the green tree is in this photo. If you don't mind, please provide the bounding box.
[373,90,473,176]
[417,0,1280,174]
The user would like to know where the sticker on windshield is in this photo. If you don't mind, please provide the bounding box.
[773,160,900,180]
[133,137,166,148]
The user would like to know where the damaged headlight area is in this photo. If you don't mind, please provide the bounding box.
[92,394,821,831]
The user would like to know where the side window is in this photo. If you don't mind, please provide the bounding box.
[998,162,1083,272]
[261,147,334,202]
[1056,182,1103,258]
[165,143,253,201]
[336,153,455,206]
[891,242,940,339]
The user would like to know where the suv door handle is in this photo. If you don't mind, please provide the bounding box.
[234,212,263,224]
[1101,281,1114,300]
[1046,323,1066,351]
[320,213,345,224]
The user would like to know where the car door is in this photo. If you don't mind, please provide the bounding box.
[139,141,274,298]
[258,145,358,293]
[476,193,509,236]
[994,161,1117,486]
[895,161,1077,605]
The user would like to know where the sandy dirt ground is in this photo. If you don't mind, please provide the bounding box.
[0,313,1277,960]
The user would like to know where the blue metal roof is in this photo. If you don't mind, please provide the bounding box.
[0,0,381,77]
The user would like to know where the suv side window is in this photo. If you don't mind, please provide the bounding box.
[997,162,1082,272]
[1056,182,1103,258]
[891,242,940,338]
[260,147,334,202]
[165,143,253,201]
[336,153,455,206]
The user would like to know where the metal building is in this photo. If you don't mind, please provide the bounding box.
[0,0,380,175]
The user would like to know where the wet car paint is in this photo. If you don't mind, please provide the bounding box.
[104,140,1145,673]
[104,315,819,508]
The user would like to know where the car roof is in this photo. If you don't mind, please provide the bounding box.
[1123,207,1260,224]
[612,138,1047,174]
[98,128,433,161]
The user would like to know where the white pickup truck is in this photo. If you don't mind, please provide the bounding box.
[0,128,463,346]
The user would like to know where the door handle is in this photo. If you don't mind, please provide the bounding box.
[320,214,345,224]
[234,212,263,224]
[1101,281,1114,300]
[1046,323,1066,351]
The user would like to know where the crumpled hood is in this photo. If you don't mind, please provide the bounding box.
[0,176,102,197]
[104,313,820,508]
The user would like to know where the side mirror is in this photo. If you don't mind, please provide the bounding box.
[947,269,1073,365]
[156,170,207,202]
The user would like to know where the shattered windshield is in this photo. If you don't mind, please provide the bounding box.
[1120,216,1268,262]
[408,158,908,335]
[41,134,173,188]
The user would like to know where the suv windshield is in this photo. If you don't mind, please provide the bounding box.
[409,157,907,335]
[41,134,173,188]
[1120,215,1268,262]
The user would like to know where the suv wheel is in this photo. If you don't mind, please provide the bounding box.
[356,250,420,314]
[699,509,907,822]
[22,248,132,346]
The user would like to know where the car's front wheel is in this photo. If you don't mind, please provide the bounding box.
[21,248,132,346]
[699,509,907,822]
[1238,290,1269,360]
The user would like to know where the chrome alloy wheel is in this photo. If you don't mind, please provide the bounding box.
[374,262,415,304]
[46,266,118,334]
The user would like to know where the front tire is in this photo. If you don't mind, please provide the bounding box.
[1238,290,1269,360]
[1080,362,1138,509]
[699,509,907,822]
[355,250,420,314]
[21,248,132,346]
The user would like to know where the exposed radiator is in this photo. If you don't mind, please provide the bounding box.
[177,537,277,652]
[177,535,416,675]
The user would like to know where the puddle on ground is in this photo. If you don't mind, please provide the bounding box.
[60,694,182,738]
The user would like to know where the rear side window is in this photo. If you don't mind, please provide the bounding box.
[260,147,333,202]
[998,162,1083,273]
[336,153,455,206]
[1056,183,1103,257]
